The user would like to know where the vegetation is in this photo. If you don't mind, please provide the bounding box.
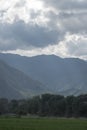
[0,117,87,130]
[0,94,87,118]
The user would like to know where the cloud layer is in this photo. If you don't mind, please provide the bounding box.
[0,21,62,50]
[0,0,87,60]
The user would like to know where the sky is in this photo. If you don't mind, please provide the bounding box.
[0,0,87,60]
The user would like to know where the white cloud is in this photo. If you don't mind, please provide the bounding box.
[55,33,87,60]
[0,0,87,60]
[2,33,87,60]
[0,0,50,25]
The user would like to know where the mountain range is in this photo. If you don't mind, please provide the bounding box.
[0,59,46,99]
[0,53,87,98]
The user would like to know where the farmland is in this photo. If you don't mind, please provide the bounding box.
[0,117,87,130]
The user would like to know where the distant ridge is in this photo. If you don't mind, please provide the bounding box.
[0,59,46,99]
[0,53,87,96]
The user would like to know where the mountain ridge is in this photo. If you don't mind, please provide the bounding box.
[0,59,47,99]
[0,53,87,96]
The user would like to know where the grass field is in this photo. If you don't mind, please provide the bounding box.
[0,117,87,130]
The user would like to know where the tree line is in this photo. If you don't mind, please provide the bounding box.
[0,94,87,117]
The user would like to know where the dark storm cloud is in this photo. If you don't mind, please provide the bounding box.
[0,20,63,50]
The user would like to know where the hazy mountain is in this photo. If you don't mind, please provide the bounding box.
[0,53,87,95]
[0,60,46,99]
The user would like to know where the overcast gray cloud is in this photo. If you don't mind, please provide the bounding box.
[0,20,64,50]
[0,0,87,60]
[43,0,87,10]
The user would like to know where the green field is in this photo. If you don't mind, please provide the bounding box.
[0,117,87,130]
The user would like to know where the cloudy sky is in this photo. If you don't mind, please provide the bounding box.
[0,0,87,60]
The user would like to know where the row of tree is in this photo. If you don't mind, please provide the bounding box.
[0,94,87,117]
